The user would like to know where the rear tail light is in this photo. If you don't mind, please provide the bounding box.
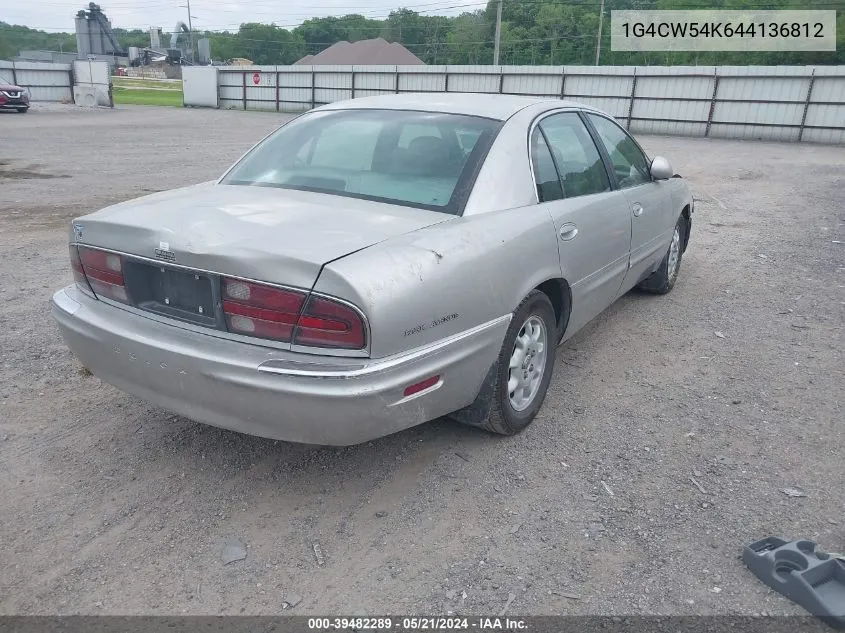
[76,246,130,304]
[69,246,89,289]
[222,277,366,349]
[66,250,367,351]
[222,278,306,342]
[295,296,366,349]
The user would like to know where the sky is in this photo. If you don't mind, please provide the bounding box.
[2,0,488,33]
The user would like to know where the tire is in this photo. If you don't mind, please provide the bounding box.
[16,108,28,113]
[472,290,557,436]
[638,215,686,295]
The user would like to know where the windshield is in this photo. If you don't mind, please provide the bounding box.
[221,109,502,214]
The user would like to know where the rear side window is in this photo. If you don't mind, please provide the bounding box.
[539,113,611,198]
[531,128,563,202]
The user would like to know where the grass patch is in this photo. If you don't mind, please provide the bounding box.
[112,77,183,90]
[112,86,183,106]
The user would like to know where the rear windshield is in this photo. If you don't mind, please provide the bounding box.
[221,109,502,214]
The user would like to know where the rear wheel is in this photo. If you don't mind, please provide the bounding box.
[471,290,557,436]
[638,215,685,294]
[16,107,28,113]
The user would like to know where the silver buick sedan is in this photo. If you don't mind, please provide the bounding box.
[52,93,694,445]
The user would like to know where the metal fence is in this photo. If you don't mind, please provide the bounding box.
[0,60,74,102]
[195,64,845,144]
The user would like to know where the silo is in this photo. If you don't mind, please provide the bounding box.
[198,38,211,65]
[75,16,91,57]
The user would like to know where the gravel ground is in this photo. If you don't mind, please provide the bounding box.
[0,104,843,617]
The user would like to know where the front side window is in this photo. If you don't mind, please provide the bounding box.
[222,109,502,214]
[586,114,651,189]
[539,112,611,199]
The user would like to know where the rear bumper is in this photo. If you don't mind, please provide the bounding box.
[52,285,508,445]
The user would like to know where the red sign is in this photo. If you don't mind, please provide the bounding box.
[252,72,261,85]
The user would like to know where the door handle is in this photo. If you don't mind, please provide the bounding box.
[632,203,644,217]
[559,223,578,241]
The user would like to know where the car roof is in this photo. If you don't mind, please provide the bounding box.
[314,93,592,121]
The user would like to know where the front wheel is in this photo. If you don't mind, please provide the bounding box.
[638,216,685,295]
[474,290,557,436]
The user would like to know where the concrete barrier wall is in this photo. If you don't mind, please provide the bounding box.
[185,64,845,144]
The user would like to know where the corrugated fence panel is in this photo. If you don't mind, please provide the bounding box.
[358,68,399,91]
[219,88,242,104]
[314,88,352,104]
[632,120,707,137]
[501,66,562,97]
[200,63,845,143]
[27,85,73,102]
[636,75,714,100]
[714,101,804,126]
[801,127,845,144]
[354,89,397,99]
[811,77,845,104]
[279,70,313,87]
[709,123,800,142]
[398,66,446,92]
[245,69,277,110]
[14,68,69,86]
[1,61,73,102]
[446,65,501,93]
[632,98,711,123]
[277,87,312,108]
[718,76,809,103]
[313,67,352,104]
[804,104,845,129]
[564,74,633,99]
[314,68,353,89]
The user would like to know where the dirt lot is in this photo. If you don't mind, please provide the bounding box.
[0,104,842,617]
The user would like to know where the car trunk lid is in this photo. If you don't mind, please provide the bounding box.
[73,182,452,291]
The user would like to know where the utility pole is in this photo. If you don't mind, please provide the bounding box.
[594,0,605,66]
[186,0,194,64]
[493,0,503,65]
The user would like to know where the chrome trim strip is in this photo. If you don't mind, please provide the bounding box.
[69,243,372,357]
[258,314,511,378]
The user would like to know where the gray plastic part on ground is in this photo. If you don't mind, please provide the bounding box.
[744,537,845,630]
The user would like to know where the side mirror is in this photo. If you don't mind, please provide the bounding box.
[650,156,674,180]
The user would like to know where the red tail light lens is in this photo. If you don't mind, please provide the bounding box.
[76,246,130,304]
[69,246,89,288]
[293,296,366,350]
[221,278,366,349]
[222,278,306,342]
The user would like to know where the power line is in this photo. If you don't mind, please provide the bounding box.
[13,0,845,32]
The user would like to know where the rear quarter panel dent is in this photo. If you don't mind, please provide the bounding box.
[314,205,562,359]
